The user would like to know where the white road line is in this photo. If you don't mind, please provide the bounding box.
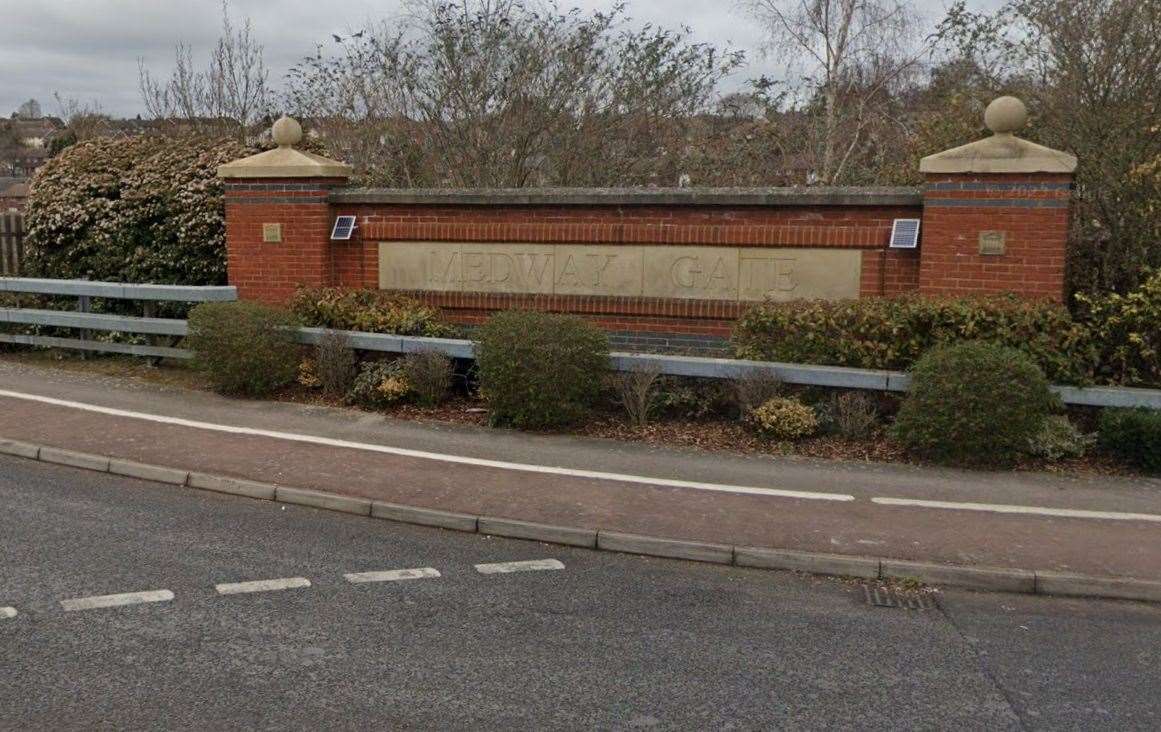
[345,567,441,583]
[0,607,16,619]
[475,559,565,575]
[215,577,311,595]
[60,589,174,611]
[0,389,854,503]
[873,497,1161,523]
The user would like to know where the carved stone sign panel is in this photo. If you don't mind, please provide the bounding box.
[378,242,862,302]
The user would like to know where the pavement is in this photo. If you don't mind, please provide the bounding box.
[3,456,1160,730]
[0,360,1160,583]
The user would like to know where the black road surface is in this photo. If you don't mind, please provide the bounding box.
[1,456,1159,730]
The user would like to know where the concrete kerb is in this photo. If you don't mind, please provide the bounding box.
[276,486,372,516]
[0,438,40,460]
[479,517,598,548]
[372,501,478,532]
[882,559,1036,594]
[38,446,110,473]
[108,459,190,486]
[5,440,1161,604]
[188,472,276,501]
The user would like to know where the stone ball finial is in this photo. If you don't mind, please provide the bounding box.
[984,96,1028,135]
[271,115,303,147]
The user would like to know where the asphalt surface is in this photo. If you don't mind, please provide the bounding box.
[2,455,1160,730]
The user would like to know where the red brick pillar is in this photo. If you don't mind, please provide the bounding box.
[918,97,1077,302]
[217,117,352,305]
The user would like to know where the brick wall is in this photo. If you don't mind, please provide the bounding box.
[224,178,349,304]
[222,182,1072,352]
[326,196,922,346]
[919,174,1071,302]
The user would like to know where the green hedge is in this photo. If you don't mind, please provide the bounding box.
[733,295,1094,385]
[890,341,1057,466]
[1098,408,1161,472]
[476,311,608,429]
[1076,269,1161,387]
[187,302,301,396]
[25,134,253,285]
[288,287,452,338]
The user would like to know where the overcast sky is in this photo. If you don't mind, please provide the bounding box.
[1,0,1001,119]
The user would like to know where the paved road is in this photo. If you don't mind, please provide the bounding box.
[1,457,1159,730]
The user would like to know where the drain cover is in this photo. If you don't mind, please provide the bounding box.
[863,584,935,610]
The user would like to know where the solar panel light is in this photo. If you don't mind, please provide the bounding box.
[330,215,358,241]
[889,218,920,249]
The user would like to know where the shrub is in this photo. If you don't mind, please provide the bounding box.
[25,134,254,284]
[289,287,452,337]
[616,364,663,430]
[347,360,411,409]
[656,377,734,420]
[401,351,454,407]
[748,397,818,440]
[830,391,879,440]
[732,295,1094,385]
[891,342,1058,466]
[315,330,357,398]
[1098,408,1161,472]
[1075,269,1161,387]
[733,368,782,414]
[476,311,609,429]
[1027,415,1094,461]
[186,302,300,396]
[298,359,321,388]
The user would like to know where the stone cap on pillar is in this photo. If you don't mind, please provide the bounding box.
[217,116,353,179]
[920,96,1077,175]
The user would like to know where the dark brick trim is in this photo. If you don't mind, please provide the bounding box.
[924,182,1073,191]
[331,186,923,207]
[225,195,331,205]
[924,198,1070,208]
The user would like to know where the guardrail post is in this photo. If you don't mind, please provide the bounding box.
[76,294,91,359]
[141,301,161,366]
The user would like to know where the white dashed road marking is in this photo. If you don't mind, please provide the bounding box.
[475,559,565,575]
[345,568,441,583]
[1,607,16,619]
[60,590,174,612]
[872,497,1161,523]
[215,577,312,595]
[0,389,854,503]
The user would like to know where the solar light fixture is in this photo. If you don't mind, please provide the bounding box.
[330,215,357,241]
[889,218,921,249]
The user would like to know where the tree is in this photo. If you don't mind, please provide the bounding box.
[940,0,1161,297]
[49,94,111,153]
[25,135,255,285]
[14,99,42,119]
[739,0,939,184]
[286,0,743,187]
[138,1,270,141]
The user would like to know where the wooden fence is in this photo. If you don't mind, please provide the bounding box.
[0,212,23,276]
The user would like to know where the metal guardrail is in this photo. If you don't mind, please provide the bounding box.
[0,278,238,301]
[1,277,1158,409]
[294,330,1161,410]
[0,277,237,360]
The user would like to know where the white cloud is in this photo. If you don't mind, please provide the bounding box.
[0,0,997,118]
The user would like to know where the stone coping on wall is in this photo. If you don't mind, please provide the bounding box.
[329,186,923,207]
